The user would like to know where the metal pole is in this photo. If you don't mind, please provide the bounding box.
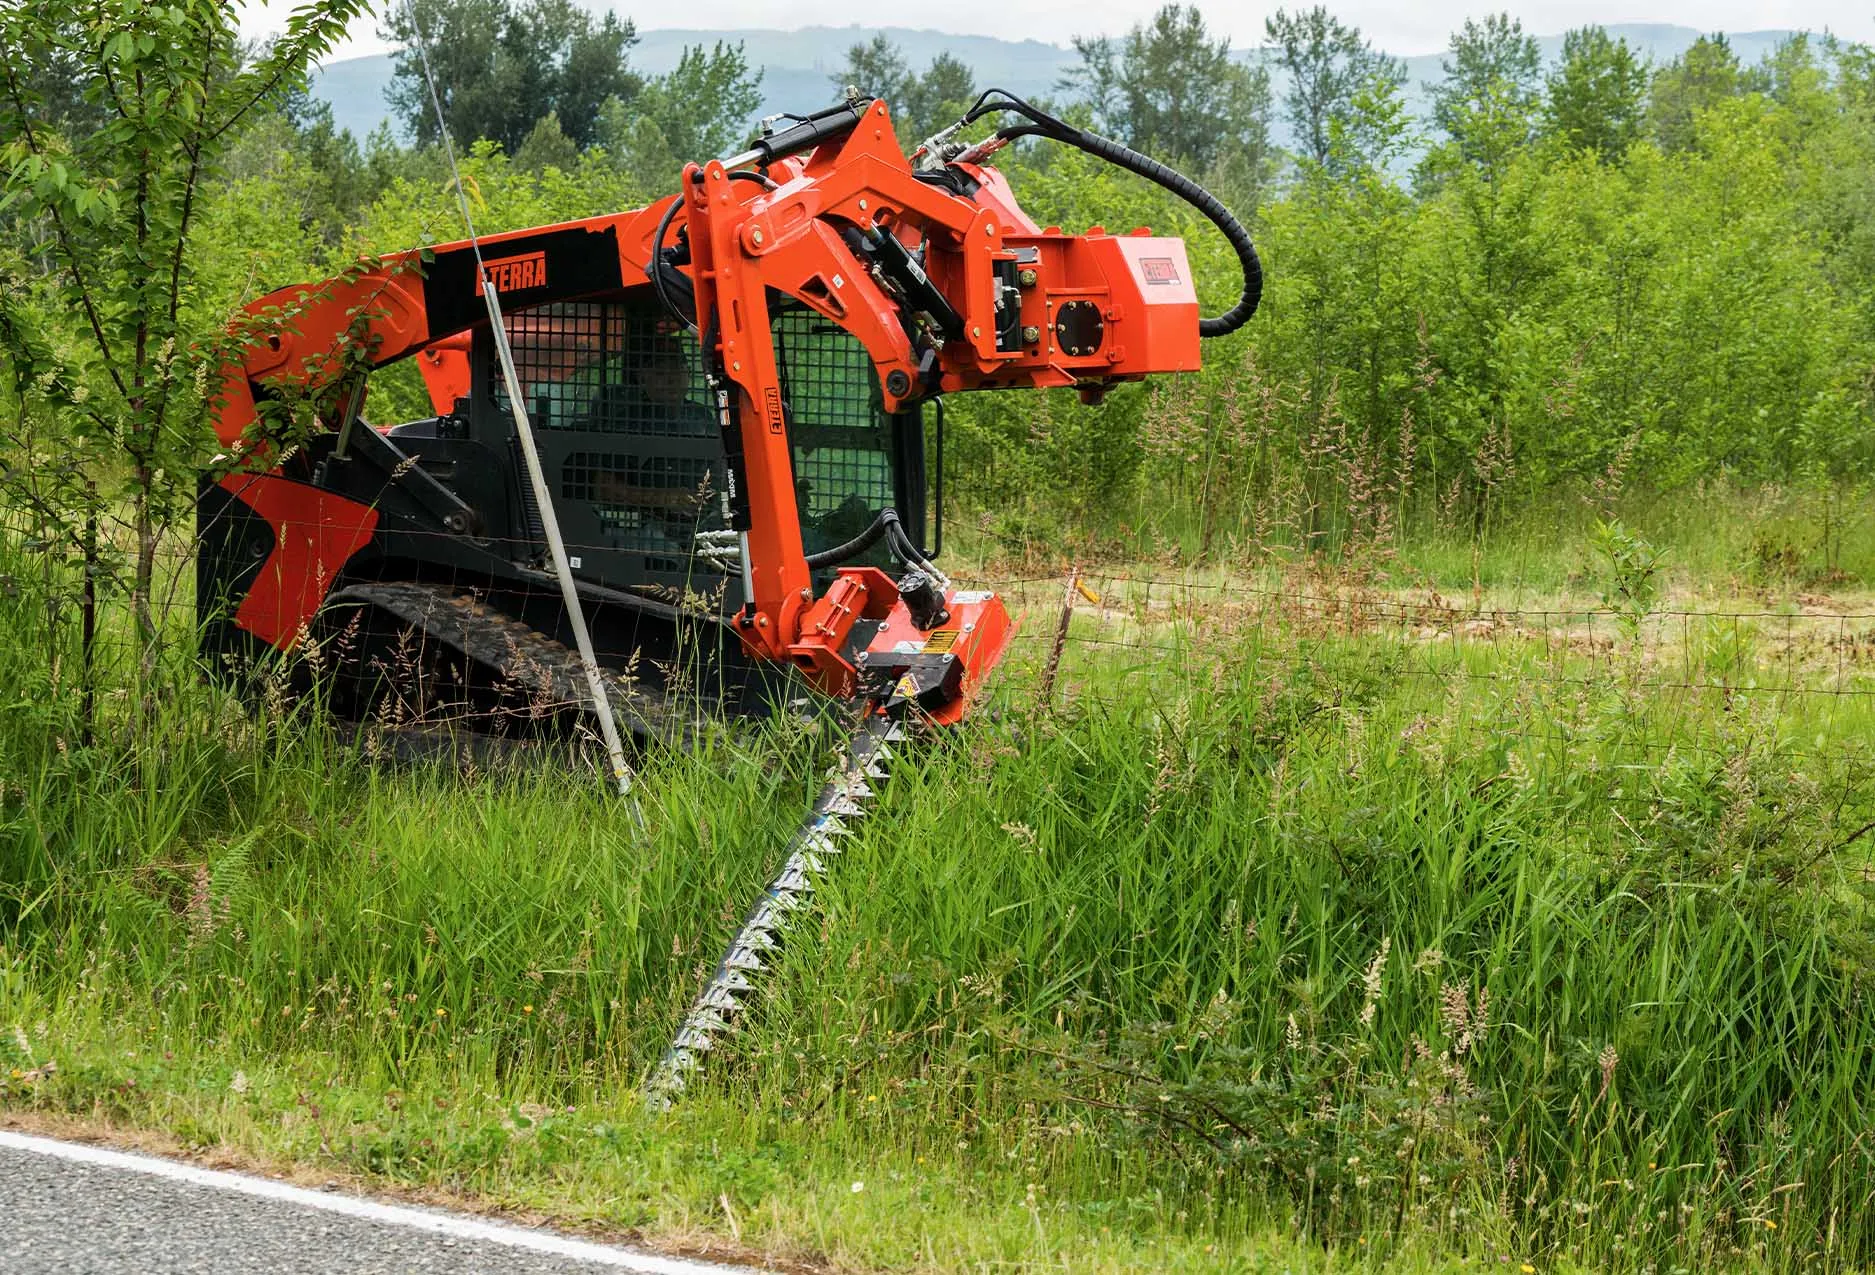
[482,286,638,799]
[400,0,639,803]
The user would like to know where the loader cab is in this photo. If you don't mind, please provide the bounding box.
[455,291,929,613]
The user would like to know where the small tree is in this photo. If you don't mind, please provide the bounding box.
[383,0,640,153]
[830,35,909,105]
[1649,34,1768,153]
[1264,6,1404,169]
[1062,4,1272,175]
[593,41,761,195]
[632,42,763,163]
[515,110,579,172]
[1428,13,1542,153]
[0,0,366,693]
[829,38,976,144]
[1542,26,1649,161]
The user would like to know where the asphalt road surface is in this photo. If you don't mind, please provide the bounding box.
[0,1130,760,1274]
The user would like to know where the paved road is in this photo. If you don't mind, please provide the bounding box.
[0,1130,758,1274]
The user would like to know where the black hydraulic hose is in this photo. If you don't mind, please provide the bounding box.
[804,506,945,576]
[647,194,694,332]
[805,507,900,569]
[647,173,774,331]
[886,520,933,574]
[1063,130,1261,338]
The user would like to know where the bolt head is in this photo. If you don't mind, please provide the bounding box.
[751,227,764,245]
[1017,268,1038,288]
[1022,325,1041,343]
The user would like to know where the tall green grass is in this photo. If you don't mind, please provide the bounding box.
[3,526,1874,1271]
[768,636,1875,1266]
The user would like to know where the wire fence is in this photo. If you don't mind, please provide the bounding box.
[976,565,1875,772]
[14,508,1875,770]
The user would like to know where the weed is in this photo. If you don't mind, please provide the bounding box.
[1591,518,1664,638]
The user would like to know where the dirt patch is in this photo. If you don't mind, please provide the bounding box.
[991,568,1875,689]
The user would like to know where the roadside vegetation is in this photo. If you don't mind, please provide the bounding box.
[5,2,1875,1272]
[5,512,1875,1273]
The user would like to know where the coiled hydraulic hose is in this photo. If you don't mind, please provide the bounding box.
[964,91,1263,338]
[656,93,1260,340]
[646,172,775,333]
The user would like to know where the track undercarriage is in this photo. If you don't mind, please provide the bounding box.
[302,580,792,753]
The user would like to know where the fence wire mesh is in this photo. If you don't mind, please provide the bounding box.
[980,566,1875,772]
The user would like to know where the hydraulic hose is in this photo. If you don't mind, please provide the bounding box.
[804,507,947,586]
[647,194,695,332]
[1067,130,1261,338]
[647,172,777,332]
[971,94,1262,338]
[804,507,900,569]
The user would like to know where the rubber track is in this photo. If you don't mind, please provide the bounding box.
[321,580,712,745]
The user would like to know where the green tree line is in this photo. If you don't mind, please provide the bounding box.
[7,0,1875,607]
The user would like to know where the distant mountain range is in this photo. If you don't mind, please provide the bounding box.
[308,22,1804,151]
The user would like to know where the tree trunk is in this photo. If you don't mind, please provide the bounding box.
[132,468,158,708]
[81,483,97,749]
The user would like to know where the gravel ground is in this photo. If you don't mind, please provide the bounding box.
[0,1135,754,1274]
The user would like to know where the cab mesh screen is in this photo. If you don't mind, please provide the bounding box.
[497,297,898,575]
[771,306,895,553]
[497,302,713,438]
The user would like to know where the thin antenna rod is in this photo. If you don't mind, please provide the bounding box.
[399,0,639,803]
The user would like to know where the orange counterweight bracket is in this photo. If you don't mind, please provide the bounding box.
[783,568,1015,725]
[786,566,899,696]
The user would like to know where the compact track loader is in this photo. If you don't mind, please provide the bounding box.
[198,90,1262,1097]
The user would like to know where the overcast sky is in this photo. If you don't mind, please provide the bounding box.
[240,0,1873,64]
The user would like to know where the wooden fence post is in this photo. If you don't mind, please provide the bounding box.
[1037,564,1080,710]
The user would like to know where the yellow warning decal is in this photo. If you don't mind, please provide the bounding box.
[923,628,960,654]
[894,674,918,699]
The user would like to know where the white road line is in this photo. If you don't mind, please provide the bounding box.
[0,1129,759,1274]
